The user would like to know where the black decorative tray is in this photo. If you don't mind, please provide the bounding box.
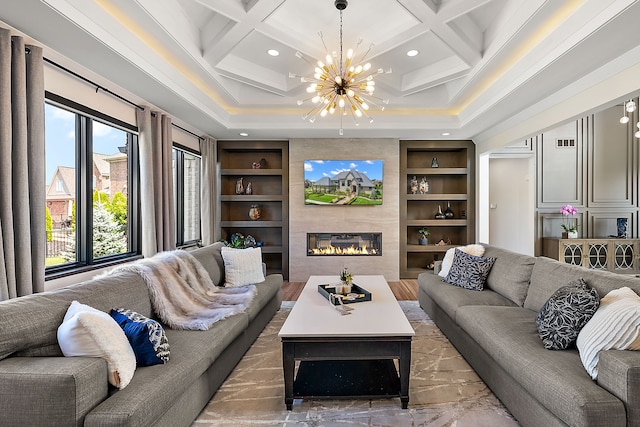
[318,283,372,305]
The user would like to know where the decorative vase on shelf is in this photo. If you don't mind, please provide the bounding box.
[435,205,445,219]
[444,202,455,219]
[235,177,244,194]
[419,177,429,194]
[431,157,439,168]
[409,176,418,194]
[245,182,253,195]
[567,230,578,239]
[248,204,261,221]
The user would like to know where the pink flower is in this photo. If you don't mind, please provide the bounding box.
[560,205,579,232]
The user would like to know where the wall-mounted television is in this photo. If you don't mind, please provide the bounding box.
[304,159,383,205]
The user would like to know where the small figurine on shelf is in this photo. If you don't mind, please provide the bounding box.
[245,182,253,195]
[235,177,244,194]
[435,205,446,219]
[419,177,429,194]
[409,176,418,194]
[444,201,455,219]
[431,157,439,168]
[252,158,267,169]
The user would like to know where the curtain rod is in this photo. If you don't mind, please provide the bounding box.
[42,56,204,141]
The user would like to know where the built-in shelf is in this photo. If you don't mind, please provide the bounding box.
[406,244,458,253]
[220,195,283,202]
[216,141,289,279]
[405,168,468,175]
[400,140,475,279]
[220,168,284,176]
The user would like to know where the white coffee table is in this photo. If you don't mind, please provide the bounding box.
[278,275,415,409]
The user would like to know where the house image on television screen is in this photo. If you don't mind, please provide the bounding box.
[304,160,383,205]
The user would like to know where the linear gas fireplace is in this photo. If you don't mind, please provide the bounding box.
[307,233,382,256]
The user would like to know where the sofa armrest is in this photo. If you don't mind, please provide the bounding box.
[598,350,640,427]
[0,357,108,426]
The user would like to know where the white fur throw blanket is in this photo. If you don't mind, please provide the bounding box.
[104,250,256,330]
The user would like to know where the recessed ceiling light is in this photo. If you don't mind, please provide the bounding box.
[406,50,419,57]
[239,132,249,137]
[441,132,451,136]
[267,49,279,57]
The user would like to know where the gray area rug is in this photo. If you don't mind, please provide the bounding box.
[192,301,519,427]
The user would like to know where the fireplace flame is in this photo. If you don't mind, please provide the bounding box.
[309,244,379,255]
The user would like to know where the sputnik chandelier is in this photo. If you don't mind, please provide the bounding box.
[290,0,390,135]
[620,99,640,138]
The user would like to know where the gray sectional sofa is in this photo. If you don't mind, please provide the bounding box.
[418,244,640,427]
[0,242,283,427]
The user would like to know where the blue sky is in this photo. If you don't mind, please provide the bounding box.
[44,103,127,185]
[303,159,384,182]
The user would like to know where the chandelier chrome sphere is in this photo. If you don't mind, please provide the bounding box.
[291,0,390,135]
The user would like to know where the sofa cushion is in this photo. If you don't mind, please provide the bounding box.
[57,301,136,389]
[110,308,170,367]
[244,274,283,321]
[443,249,496,291]
[482,244,535,306]
[525,256,640,312]
[220,247,266,287]
[85,312,249,426]
[438,244,485,278]
[419,272,516,322]
[189,242,226,286]
[0,270,151,362]
[535,278,599,350]
[0,357,108,427]
[456,306,625,426]
[577,287,640,379]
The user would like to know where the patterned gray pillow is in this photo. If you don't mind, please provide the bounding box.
[443,249,496,291]
[535,278,599,350]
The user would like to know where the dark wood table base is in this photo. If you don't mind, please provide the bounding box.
[282,336,411,410]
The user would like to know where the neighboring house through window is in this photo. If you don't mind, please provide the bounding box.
[44,94,140,274]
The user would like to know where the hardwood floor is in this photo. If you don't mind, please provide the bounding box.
[281,279,418,301]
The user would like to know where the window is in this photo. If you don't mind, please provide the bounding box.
[173,146,201,246]
[45,94,140,274]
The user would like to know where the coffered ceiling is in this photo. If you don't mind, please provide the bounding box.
[2,0,640,147]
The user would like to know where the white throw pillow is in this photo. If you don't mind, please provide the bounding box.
[438,244,485,278]
[576,287,640,379]
[220,246,266,287]
[57,301,136,389]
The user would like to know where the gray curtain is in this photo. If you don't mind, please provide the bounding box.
[136,106,176,257]
[200,136,217,245]
[0,28,45,300]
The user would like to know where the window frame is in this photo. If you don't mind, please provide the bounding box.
[173,143,202,248]
[45,92,141,279]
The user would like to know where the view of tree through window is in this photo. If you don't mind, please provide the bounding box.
[45,101,134,269]
[45,103,76,266]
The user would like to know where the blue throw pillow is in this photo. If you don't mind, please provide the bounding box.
[443,248,496,291]
[110,308,170,366]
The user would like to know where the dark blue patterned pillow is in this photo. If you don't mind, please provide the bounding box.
[110,308,170,366]
[443,249,496,291]
[536,278,599,350]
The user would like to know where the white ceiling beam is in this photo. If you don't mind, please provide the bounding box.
[398,0,482,66]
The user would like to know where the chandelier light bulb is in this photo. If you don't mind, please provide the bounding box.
[338,97,345,108]
[620,116,630,124]
[626,100,636,112]
[635,130,640,138]
[320,109,328,117]
[296,100,303,105]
